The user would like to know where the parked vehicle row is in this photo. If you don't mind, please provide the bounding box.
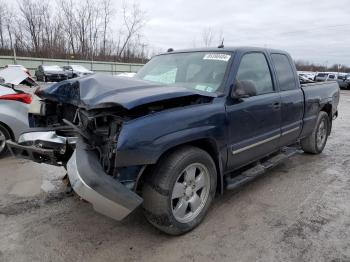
[298,71,350,90]
[336,74,350,89]
[312,72,350,89]
[35,65,94,82]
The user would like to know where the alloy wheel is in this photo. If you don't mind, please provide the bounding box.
[171,163,210,223]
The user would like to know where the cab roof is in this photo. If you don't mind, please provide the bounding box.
[159,46,289,56]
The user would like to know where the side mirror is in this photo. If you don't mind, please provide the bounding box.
[231,80,257,99]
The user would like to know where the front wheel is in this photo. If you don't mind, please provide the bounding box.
[142,146,217,235]
[301,111,330,154]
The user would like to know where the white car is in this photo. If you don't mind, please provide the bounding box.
[63,65,94,78]
[3,65,36,86]
[5,64,32,76]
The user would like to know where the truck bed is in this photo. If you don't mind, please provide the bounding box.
[300,81,340,138]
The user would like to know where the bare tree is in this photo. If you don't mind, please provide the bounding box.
[0,0,148,63]
[101,0,113,57]
[0,0,8,48]
[18,0,47,53]
[58,0,77,56]
[201,27,214,47]
[118,1,146,58]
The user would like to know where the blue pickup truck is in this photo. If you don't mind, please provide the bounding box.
[7,47,339,235]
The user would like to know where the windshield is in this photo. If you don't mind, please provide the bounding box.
[43,65,62,71]
[317,73,327,77]
[136,52,232,93]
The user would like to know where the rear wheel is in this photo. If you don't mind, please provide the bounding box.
[142,146,217,235]
[0,124,11,157]
[301,111,330,154]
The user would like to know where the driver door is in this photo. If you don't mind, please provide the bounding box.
[226,52,282,170]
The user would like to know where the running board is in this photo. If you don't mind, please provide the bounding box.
[225,147,298,191]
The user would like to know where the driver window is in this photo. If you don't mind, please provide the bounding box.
[236,53,274,95]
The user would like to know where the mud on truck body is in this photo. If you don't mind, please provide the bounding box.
[7,47,339,235]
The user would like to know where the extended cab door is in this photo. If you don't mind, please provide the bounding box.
[226,52,282,170]
[270,53,304,146]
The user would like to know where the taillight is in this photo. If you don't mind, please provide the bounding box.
[0,93,32,104]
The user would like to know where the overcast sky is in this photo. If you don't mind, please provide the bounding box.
[130,0,350,66]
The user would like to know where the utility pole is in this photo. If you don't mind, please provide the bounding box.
[13,47,17,64]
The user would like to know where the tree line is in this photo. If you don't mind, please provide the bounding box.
[0,0,148,63]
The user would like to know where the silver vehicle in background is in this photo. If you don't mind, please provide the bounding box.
[0,85,31,157]
[35,65,69,82]
[63,65,94,78]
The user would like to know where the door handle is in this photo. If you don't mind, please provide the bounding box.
[272,102,281,110]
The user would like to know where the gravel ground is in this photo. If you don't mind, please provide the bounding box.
[0,90,350,262]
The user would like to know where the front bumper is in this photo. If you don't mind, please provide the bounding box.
[7,130,76,166]
[7,131,143,221]
[67,139,143,220]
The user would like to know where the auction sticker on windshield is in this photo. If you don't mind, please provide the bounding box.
[203,53,231,61]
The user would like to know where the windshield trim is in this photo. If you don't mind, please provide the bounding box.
[136,50,234,94]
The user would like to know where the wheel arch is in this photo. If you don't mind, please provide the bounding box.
[136,138,225,194]
[320,103,332,135]
[0,121,14,140]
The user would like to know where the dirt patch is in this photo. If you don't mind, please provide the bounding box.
[0,192,71,216]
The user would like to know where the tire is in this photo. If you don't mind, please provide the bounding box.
[301,111,330,154]
[142,146,217,235]
[0,124,11,158]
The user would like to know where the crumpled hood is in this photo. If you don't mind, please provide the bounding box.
[35,74,216,110]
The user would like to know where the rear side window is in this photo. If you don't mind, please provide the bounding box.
[271,54,297,91]
[236,53,274,95]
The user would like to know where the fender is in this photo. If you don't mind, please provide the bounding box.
[115,101,227,167]
[116,125,223,167]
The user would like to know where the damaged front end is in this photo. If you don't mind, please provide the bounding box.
[7,74,215,220]
[7,101,144,220]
